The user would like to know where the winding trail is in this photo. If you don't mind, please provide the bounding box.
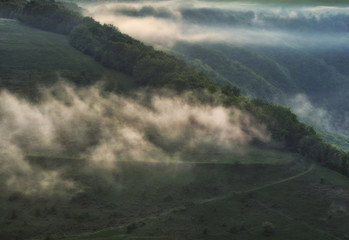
[199,163,315,204]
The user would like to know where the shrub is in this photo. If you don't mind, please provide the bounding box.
[126,223,137,234]
[262,221,275,236]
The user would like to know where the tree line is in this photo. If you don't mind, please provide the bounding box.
[1,0,348,176]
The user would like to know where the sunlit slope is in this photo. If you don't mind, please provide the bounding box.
[61,161,349,240]
[0,18,134,95]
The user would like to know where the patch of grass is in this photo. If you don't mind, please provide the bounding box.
[0,18,135,96]
[309,165,349,187]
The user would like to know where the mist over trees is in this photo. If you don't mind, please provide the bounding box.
[82,1,349,124]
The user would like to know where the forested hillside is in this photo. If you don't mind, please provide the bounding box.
[171,43,349,133]
[78,0,349,139]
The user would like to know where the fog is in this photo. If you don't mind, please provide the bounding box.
[0,82,268,195]
[79,1,349,138]
[288,94,349,136]
[81,1,349,48]
[288,94,336,133]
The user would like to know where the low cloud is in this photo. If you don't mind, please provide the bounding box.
[0,139,76,196]
[289,94,333,131]
[288,94,349,136]
[0,82,269,195]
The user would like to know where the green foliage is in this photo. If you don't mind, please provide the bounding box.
[257,103,315,150]
[133,56,182,86]
[69,17,229,93]
[251,100,349,176]
[317,130,349,151]
[70,17,147,74]
[69,19,102,56]
[18,0,83,35]
[126,223,137,234]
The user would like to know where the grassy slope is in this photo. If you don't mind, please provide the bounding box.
[60,162,349,240]
[0,18,134,96]
[59,162,349,240]
[0,147,310,240]
[3,147,345,240]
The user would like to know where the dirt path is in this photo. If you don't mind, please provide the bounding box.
[199,163,315,204]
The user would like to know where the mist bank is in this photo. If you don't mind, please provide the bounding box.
[81,1,349,48]
[0,82,268,196]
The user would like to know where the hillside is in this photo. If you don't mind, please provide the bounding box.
[171,42,349,137]
[0,1,348,240]
[60,162,349,240]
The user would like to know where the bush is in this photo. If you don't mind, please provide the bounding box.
[262,221,275,236]
[126,223,137,234]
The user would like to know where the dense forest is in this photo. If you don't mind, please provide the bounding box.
[1,0,348,177]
